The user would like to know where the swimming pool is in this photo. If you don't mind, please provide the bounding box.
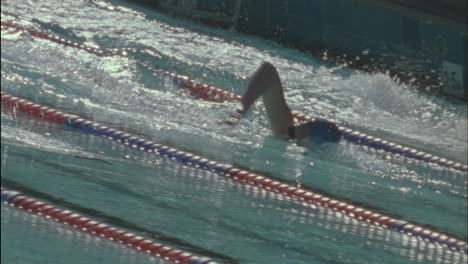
[1,0,467,263]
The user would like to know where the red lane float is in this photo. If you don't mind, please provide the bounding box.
[2,20,466,172]
[167,69,467,173]
[1,21,107,56]
[1,92,466,254]
[0,187,218,264]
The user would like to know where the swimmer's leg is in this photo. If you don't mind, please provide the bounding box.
[242,62,294,137]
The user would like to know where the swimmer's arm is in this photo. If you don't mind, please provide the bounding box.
[240,76,268,113]
[223,62,295,136]
[222,63,270,126]
[222,75,268,125]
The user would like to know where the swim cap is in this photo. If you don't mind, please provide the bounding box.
[307,119,342,143]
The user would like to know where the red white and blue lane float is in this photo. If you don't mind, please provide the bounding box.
[1,21,465,173]
[152,67,468,173]
[0,186,219,264]
[1,92,467,254]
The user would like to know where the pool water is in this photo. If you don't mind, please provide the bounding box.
[1,0,467,263]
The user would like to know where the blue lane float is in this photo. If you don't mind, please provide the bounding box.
[64,115,235,174]
[143,62,468,174]
[2,20,465,173]
[338,126,467,172]
[2,92,467,254]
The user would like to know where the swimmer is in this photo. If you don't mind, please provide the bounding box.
[225,62,342,143]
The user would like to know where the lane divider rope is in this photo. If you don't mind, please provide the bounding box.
[0,186,219,264]
[1,92,466,254]
[2,21,465,173]
[0,21,134,57]
[154,67,468,173]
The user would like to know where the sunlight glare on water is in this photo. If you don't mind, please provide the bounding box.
[1,0,467,263]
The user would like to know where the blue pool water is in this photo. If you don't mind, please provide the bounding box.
[1,0,467,263]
